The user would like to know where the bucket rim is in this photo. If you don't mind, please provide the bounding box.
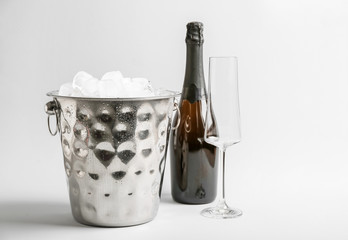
[47,89,181,101]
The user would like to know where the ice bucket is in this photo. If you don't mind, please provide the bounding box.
[45,90,180,227]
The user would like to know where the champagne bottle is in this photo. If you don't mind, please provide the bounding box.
[170,22,218,204]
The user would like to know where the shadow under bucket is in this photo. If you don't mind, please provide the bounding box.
[45,90,180,227]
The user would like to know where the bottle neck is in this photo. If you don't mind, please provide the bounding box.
[182,43,206,103]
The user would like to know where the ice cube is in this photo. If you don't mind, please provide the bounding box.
[72,71,93,90]
[98,79,126,98]
[134,78,154,94]
[72,71,99,97]
[59,83,73,96]
[121,78,154,97]
[72,88,83,97]
[60,70,156,98]
[80,77,99,97]
[101,71,123,82]
[131,77,150,86]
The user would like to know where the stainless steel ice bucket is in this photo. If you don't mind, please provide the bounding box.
[45,90,180,227]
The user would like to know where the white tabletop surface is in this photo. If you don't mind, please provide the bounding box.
[1,140,347,240]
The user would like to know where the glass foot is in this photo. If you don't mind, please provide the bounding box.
[200,201,242,219]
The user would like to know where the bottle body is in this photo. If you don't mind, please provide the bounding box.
[170,22,218,204]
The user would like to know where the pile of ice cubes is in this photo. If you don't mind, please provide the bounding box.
[59,71,155,98]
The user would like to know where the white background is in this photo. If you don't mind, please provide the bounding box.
[1,0,348,239]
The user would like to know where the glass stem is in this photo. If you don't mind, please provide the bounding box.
[218,148,227,207]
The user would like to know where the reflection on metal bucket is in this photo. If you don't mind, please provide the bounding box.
[45,90,180,227]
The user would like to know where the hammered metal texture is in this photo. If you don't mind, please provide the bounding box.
[55,97,174,227]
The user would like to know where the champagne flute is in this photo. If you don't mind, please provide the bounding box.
[201,56,242,219]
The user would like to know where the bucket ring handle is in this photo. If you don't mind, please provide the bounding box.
[45,99,60,136]
[171,102,181,130]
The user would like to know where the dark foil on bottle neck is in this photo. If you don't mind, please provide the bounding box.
[186,22,204,45]
[182,86,206,103]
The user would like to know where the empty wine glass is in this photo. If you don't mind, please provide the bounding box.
[201,56,242,219]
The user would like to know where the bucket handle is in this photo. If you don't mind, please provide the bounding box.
[171,102,181,130]
[45,99,60,136]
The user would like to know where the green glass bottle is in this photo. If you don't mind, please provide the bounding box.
[170,22,218,204]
